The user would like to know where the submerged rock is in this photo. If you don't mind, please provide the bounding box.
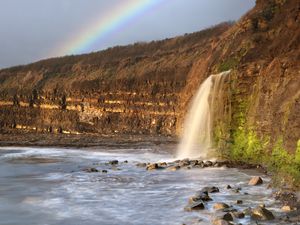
[200,186,220,193]
[212,211,233,222]
[248,176,263,185]
[211,219,230,225]
[251,206,275,221]
[136,162,147,167]
[167,165,181,171]
[84,167,99,173]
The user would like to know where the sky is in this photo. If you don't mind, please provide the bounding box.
[0,0,255,69]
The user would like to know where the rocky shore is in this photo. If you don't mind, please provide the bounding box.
[81,156,300,224]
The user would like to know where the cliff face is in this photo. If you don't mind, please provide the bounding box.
[0,24,230,135]
[0,0,299,156]
[179,0,300,154]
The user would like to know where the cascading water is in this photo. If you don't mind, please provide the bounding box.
[177,70,230,159]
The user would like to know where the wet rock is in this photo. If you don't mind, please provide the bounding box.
[109,160,119,165]
[213,162,221,167]
[211,219,230,225]
[123,160,128,163]
[231,188,241,193]
[231,211,245,219]
[146,163,158,170]
[226,185,232,189]
[216,160,230,167]
[179,160,190,167]
[102,170,108,173]
[251,206,275,221]
[136,162,147,167]
[243,207,252,215]
[212,212,233,221]
[204,161,213,167]
[158,162,167,167]
[248,176,263,185]
[184,201,205,211]
[236,200,243,205]
[167,165,180,171]
[190,192,212,202]
[189,160,198,166]
[200,186,219,193]
[213,202,230,210]
[281,205,294,212]
[84,167,99,173]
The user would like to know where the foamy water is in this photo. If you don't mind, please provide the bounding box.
[0,144,290,225]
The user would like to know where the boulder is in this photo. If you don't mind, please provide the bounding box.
[251,206,275,221]
[184,201,205,211]
[213,202,230,210]
[248,176,263,185]
[102,169,108,173]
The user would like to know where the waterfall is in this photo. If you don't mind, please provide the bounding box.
[177,70,230,159]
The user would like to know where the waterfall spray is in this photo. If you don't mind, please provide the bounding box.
[177,70,230,159]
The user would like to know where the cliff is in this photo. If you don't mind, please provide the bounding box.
[0,23,231,136]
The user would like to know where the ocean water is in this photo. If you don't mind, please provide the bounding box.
[0,143,290,225]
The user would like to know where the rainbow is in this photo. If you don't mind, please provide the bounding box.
[53,0,165,57]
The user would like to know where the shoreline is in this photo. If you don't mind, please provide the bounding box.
[1,132,299,223]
